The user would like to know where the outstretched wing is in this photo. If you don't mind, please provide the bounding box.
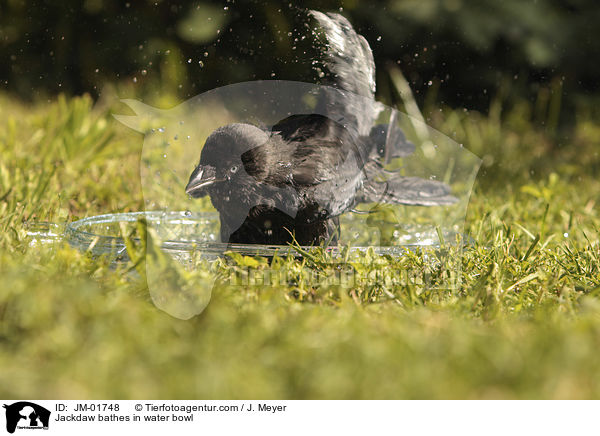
[309,10,376,99]
[309,10,383,138]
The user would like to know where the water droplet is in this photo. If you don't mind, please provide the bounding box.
[563,232,569,238]
[184,210,192,217]
[198,60,204,67]
[132,77,137,83]
[187,58,192,63]
[141,69,147,76]
[376,36,382,41]
[162,154,167,158]
[158,127,165,133]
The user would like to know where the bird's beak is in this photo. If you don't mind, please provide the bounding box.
[185,164,218,197]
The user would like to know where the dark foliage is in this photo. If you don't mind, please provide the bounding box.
[1,0,599,122]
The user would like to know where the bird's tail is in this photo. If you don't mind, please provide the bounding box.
[309,10,382,137]
[356,161,458,206]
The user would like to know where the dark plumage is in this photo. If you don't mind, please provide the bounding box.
[186,10,456,245]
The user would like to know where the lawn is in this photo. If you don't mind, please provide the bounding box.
[0,90,599,399]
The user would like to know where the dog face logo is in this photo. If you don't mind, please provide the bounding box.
[3,402,50,434]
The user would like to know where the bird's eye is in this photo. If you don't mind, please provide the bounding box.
[230,165,239,173]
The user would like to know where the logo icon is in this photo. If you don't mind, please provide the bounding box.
[3,402,50,434]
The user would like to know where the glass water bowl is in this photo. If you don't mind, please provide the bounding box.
[62,211,459,263]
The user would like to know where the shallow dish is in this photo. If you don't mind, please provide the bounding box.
[62,211,458,262]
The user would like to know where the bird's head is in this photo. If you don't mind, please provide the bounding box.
[185,123,269,198]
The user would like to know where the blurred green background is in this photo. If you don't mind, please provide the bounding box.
[2,0,599,124]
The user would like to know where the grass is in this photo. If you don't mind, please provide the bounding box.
[0,89,599,399]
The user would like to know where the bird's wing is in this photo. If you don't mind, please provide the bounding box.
[368,123,416,161]
[309,11,376,99]
[252,114,364,187]
[309,10,383,138]
[239,114,365,221]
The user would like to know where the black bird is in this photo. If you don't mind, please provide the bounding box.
[186,11,456,246]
